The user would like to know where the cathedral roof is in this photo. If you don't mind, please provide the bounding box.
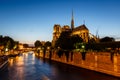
[73,24,88,31]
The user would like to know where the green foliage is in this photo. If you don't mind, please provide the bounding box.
[14,41,19,50]
[89,38,96,43]
[71,35,83,49]
[3,36,15,50]
[86,41,120,52]
[34,40,42,48]
[100,36,115,42]
[55,31,83,50]
[23,44,29,48]
[0,35,3,45]
[57,49,63,58]
[86,43,104,51]
[44,41,51,49]
[0,35,18,50]
[55,31,72,50]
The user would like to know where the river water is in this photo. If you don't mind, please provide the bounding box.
[0,52,119,80]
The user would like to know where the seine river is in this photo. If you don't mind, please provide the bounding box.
[0,52,119,80]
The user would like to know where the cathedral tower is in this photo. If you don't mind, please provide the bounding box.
[52,24,61,47]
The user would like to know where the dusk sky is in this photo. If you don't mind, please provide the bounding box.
[0,0,120,44]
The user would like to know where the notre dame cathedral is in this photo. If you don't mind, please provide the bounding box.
[52,12,98,47]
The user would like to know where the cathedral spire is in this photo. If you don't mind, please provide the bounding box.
[71,10,74,30]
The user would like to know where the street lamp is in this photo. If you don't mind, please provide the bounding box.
[5,48,8,52]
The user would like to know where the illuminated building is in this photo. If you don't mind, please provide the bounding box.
[52,12,99,47]
[18,43,23,50]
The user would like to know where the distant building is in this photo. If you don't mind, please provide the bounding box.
[52,12,99,47]
[0,45,4,50]
[18,43,23,50]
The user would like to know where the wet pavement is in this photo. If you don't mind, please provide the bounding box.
[0,52,119,80]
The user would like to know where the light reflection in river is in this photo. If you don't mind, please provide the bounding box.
[0,52,119,80]
[9,58,13,67]
[15,56,24,65]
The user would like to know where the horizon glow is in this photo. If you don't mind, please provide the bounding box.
[0,0,120,44]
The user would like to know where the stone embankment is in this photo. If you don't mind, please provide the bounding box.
[35,51,120,77]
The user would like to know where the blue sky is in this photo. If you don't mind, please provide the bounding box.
[0,0,120,44]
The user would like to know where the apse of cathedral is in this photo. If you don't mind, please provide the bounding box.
[52,12,99,47]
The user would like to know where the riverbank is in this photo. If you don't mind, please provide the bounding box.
[0,52,21,71]
[35,51,120,77]
[0,56,8,71]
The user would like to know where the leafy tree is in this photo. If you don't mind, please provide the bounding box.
[3,36,15,50]
[70,35,83,49]
[0,35,19,51]
[55,31,84,60]
[23,44,29,48]
[14,41,19,50]
[55,31,72,50]
[0,35,3,45]
[44,41,51,49]
[89,38,96,43]
[34,40,42,48]
[43,41,52,59]
[55,31,83,50]
[100,36,115,42]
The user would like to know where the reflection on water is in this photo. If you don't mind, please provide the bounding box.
[9,58,13,67]
[0,52,119,80]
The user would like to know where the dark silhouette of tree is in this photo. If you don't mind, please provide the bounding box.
[55,31,84,60]
[23,44,29,48]
[0,35,19,51]
[14,41,19,50]
[3,36,15,50]
[55,31,71,59]
[0,35,3,46]
[44,41,52,58]
[34,40,42,48]
[89,38,96,43]
[55,31,72,50]
[44,41,51,48]
[100,36,115,42]
[55,31,84,50]
[70,35,83,49]
[44,41,51,52]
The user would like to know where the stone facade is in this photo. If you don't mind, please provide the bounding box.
[72,24,89,42]
[52,12,98,47]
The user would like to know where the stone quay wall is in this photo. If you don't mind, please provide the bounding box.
[36,51,120,77]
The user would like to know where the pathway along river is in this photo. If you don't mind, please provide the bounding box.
[0,52,119,80]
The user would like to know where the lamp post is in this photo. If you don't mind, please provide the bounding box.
[80,43,86,60]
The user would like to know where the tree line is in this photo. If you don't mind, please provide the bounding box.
[33,31,116,53]
[0,35,19,51]
[53,31,117,52]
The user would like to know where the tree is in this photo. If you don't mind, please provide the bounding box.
[44,41,51,49]
[34,40,42,48]
[3,36,15,50]
[55,31,72,50]
[43,41,52,59]
[14,41,19,50]
[100,36,115,42]
[0,35,19,51]
[23,44,29,48]
[0,35,3,45]
[55,31,83,50]
[89,38,96,43]
[70,35,83,49]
